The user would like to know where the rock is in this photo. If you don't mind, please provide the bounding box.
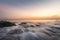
[8,29,23,35]
[0,21,16,28]
[19,22,27,25]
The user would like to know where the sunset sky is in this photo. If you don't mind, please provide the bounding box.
[0,0,60,19]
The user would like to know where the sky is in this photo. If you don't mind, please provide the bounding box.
[0,0,60,19]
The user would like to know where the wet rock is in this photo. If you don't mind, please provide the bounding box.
[0,36,18,40]
[24,29,29,32]
[19,22,29,28]
[36,24,40,27]
[0,21,16,28]
[30,25,35,27]
[19,22,27,25]
[8,29,23,35]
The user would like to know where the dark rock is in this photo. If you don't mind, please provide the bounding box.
[0,21,16,28]
[19,22,29,28]
[30,25,35,27]
[20,22,27,25]
[36,24,40,27]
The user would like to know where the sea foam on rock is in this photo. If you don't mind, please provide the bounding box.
[0,21,60,40]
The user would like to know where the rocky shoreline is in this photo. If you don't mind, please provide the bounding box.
[0,21,60,40]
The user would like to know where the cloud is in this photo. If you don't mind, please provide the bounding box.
[0,0,52,7]
[0,0,60,19]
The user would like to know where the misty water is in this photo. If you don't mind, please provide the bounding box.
[7,19,57,22]
[0,20,60,40]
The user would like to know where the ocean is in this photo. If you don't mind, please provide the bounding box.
[7,19,58,23]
